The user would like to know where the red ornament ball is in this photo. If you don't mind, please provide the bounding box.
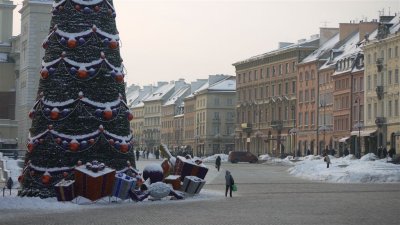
[127,112,134,121]
[77,68,88,79]
[27,142,34,152]
[67,38,77,48]
[55,137,62,144]
[75,5,81,11]
[40,68,49,79]
[109,40,118,49]
[50,108,60,120]
[94,5,100,12]
[103,109,113,120]
[120,143,129,153]
[41,172,51,185]
[63,172,69,178]
[18,175,24,184]
[88,138,95,145]
[69,140,80,152]
[115,73,124,83]
[28,110,35,119]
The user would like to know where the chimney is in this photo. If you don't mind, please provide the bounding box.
[379,15,395,23]
[319,27,339,46]
[339,23,359,41]
[0,0,17,43]
[358,21,379,41]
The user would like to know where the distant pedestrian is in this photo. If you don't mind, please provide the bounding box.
[306,149,311,156]
[215,155,221,171]
[146,150,150,159]
[324,155,331,168]
[344,147,349,156]
[383,147,388,158]
[225,170,234,197]
[378,146,382,158]
[136,149,140,161]
[388,148,395,158]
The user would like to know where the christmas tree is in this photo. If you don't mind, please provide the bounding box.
[19,0,136,198]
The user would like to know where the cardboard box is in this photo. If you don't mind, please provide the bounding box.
[164,175,181,190]
[181,176,205,194]
[54,179,75,201]
[174,156,208,180]
[74,165,116,201]
[112,173,136,200]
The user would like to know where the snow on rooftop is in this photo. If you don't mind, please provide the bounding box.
[164,86,190,106]
[144,83,175,102]
[301,33,340,63]
[234,36,319,65]
[208,77,236,92]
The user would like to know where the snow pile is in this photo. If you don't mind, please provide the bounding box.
[259,154,271,160]
[289,154,400,183]
[202,154,228,163]
[264,156,294,166]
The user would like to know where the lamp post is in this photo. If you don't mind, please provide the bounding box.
[354,96,362,159]
[289,105,297,157]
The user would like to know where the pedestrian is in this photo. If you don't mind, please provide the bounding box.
[146,150,150,159]
[344,147,349,156]
[324,154,331,168]
[306,149,311,156]
[136,149,140,161]
[225,170,234,197]
[378,146,382,158]
[388,148,395,158]
[215,155,221,171]
[383,147,388,158]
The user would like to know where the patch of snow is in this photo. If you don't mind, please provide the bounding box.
[202,154,228,163]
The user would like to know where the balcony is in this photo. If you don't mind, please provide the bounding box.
[271,120,283,131]
[375,117,386,127]
[376,86,384,100]
[376,58,383,72]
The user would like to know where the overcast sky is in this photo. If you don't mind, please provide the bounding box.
[12,0,400,87]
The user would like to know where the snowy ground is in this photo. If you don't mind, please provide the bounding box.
[1,153,400,211]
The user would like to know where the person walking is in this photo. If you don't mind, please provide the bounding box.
[225,170,234,197]
[136,149,140,161]
[324,154,331,168]
[215,155,221,171]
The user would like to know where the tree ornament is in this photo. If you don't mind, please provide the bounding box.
[77,160,83,166]
[107,9,112,16]
[70,67,77,75]
[60,37,66,45]
[100,51,105,59]
[69,139,80,152]
[61,51,66,58]
[48,124,53,130]
[61,108,70,117]
[62,140,69,149]
[88,138,95,145]
[78,91,84,99]
[39,139,45,144]
[94,5,100,12]
[127,111,133,121]
[42,171,51,185]
[83,7,91,14]
[28,110,35,119]
[103,38,110,47]
[48,67,56,75]
[67,38,77,48]
[63,172,68,178]
[114,141,121,150]
[115,73,124,83]
[112,12,116,18]
[120,141,129,153]
[103,107,113,120]
[18,175,24,184]
[50,108,60,120]
[75,5,81,11]
[77,67,88,79]
[58,5,64,11]
[55,137,62,144]
[40,68,49,79]
[30,170,35,176]
[27,141,35,152]
[95,109,102,117]
[108,139,115,145]
[88,68,96,76]
[109,39,118,49]
[78,37,85,46]
[92,25,97,32]
[42,41,49,49]
[80,140,88,149]
[44,108,51,115]
[98,125,104,132]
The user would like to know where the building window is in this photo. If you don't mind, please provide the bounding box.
[299,91,303,102]
[368,104,371,119]
[266,67,270,77]
[260,87,264,98]
[367,54,371,64]
[388,48,392,59]
[260,68,263,79]
[249,71,252,81]
[238,74,241,83]
[266,86,269,97]
[292,81,296,93]
[292,62,296,72]
[254,70,258,80]
[367,75,371,90]
[284,106,288,120]
[360,77,363,91]
[395,69,399,84]
[388,100,392,117]
[304,112,309,126]
[311,111,315,125]
[311,89,315,101]
[373,102,377,118]
[395,46,399,57]
[285,82,289,95]
[272,66,276,76]
[214,97,220,106]
[285,63,289,74]
[278,83,282,95]
[299,72,303,81]
[271,85,275,96]
[388,70,392,85]
[374,74,377,87]
[305,90,309,102]
[279,64,283,75]
[395,99,399,116]
[298,112,302,126]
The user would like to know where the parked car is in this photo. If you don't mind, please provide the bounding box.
[228,151,258,163]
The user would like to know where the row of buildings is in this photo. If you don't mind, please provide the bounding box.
[233,15,400,157]
[127,75,236,156]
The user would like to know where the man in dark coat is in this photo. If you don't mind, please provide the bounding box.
[225,170,234,197]
[215,155,221,171]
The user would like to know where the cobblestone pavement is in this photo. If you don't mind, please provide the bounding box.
[1,160,400,225]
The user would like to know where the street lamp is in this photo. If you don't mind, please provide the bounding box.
[354,96,363,159]
[289,105,297,157]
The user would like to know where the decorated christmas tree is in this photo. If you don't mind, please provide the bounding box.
[19,0,136,198]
